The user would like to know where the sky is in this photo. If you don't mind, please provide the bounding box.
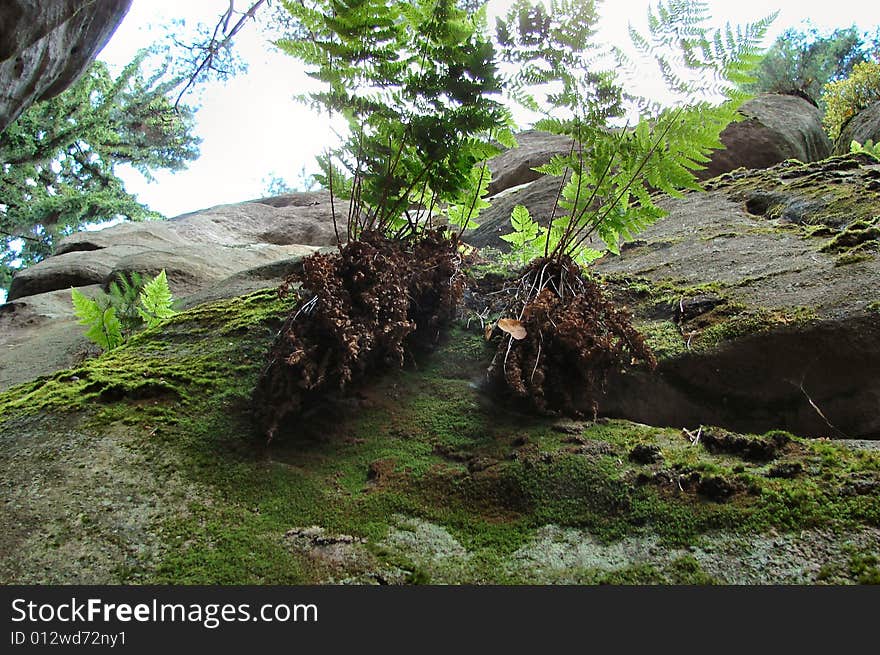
[97,0,878,219]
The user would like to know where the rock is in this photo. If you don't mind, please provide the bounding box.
[9,191,338,301]
[1,190,338,387]
[697,94,832,180]
[486,130,575,196]
[7,246,148,301]
[168,191,340,247]
[107,243,318,297]
[833,101,880,155]
[0,0,132,132]
[55,221,184,256]
[0,247,320,390]
[594,154,880,438]
[0,286,98,390]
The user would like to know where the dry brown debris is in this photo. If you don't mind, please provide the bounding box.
[254,229,463,441]
[488,256,656,416]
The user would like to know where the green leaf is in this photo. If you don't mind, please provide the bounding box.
[137,269,176,328]
[71,287,123,350]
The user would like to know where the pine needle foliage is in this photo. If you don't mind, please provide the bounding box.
[0,53,200,290]
[277,0,514,241]
[496,0,775,263]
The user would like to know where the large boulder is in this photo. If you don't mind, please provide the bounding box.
[486,130,575,196]
[593,154,880,438]
[0,0,132,132]
[833,101,880,155]
[697,93,832,180]
[8,191,338,301]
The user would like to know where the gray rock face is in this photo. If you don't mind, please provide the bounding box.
[0,0,132,133]
[697,93,832,180]
[594,155,880,438]
[8,191,337,301]
[487,130,575,196]
[0,285,97,390]
[833,101,880,155]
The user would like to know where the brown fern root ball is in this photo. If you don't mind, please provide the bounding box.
[488,256,656,416]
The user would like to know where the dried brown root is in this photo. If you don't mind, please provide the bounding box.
[488,256,656,416]
[253,229,463,441]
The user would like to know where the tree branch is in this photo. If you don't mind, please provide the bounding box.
[173,0,268,109]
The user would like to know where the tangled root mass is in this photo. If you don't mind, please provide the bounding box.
[489,257,656,416]
[254,229,463,441]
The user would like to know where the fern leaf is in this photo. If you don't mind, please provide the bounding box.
[137,270,176,328]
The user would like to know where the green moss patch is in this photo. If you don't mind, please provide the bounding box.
[1,287,878,584]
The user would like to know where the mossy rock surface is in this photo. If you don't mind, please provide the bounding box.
[590,155,880,438]
[1,288,878,584]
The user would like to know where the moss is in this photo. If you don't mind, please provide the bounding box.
[1,285,878,584]
[693,306,818,350]
[821,217,880,255]
[709,155,880,231]
[634,277,728,306]
[636,320,688,360]
[849,553,880,585]
[868,301,880,313]
[0,288,296,418]
[816,545,880,584]
[835,252,875,266]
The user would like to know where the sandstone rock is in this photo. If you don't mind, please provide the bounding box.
[56,221,185,256]
[833,101,880,155]
[2,190,339,386]
[0,246,321,390]
[0,285,98,390]
[486,130,575,196]
[108,243,319,297]
[593,154,880,438]
[697,93,832,180]
[168,191,340,246]
[7,245,148,301]
[0,0,132,132]
[10,191,338,301]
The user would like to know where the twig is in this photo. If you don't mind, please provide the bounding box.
[683,425,702,445]
[0,229,41,243]
[789,376,849,438]
[174,0,267,109]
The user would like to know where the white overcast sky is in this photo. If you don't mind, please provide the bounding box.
[99,0,879,218]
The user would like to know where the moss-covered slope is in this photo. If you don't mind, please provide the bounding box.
[1,287,877,584]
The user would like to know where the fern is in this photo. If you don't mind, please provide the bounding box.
[850,139,880,160]
[495,0,775,263]
[70,269,176,351]
[137,269,176,328]
[277,0,511,242]
[500,205,544,266]
[108,270,145,335]
[71,288,124,351]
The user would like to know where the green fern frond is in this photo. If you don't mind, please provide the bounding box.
[137,269,176,328]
